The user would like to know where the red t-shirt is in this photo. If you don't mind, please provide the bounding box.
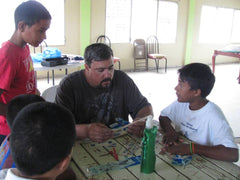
[0,41,36,135]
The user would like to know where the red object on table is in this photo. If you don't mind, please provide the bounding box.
[112,147,119,161]
[212,50,240,84]
[101,147,119,161]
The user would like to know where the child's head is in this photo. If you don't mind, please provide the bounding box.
[6,94,45,129]
[14,0,51,30]
[177,63,215,98]
[14,0,51,47]
[10,102,76,177]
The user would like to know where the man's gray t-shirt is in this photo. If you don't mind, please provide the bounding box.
[55,70,151,126]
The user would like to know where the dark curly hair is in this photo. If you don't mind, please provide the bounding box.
[178,63,215,98]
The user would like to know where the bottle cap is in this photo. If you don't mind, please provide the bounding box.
[145,115,153,129]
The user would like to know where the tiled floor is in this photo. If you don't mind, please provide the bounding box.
[37,63,240,166]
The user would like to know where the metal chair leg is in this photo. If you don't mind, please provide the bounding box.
[52,70,55,86]
[155,59,160,73]
[118,61,121,70]
[165,58,167,73]
[47,71,49,84]
[146,58,149,71]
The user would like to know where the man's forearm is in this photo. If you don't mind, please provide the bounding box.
[134,105,153,121]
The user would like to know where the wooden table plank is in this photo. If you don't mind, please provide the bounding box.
[127,164,164,180]
[190,156,239,180]
[72,143,111,179]
[155,153,214,179]
[69,161,85,180]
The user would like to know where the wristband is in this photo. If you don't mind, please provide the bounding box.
[192,142,195,154]
[189,142,193,154]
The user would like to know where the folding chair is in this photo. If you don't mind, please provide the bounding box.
[133,39,147,71]
[146,35,167,73]
[41,85,59,102]
[96,35,121,70]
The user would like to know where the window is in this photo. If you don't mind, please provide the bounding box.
[157,1,178,43]
[231,10,240,43]
[131,0,157,42]
[106,0,178,43]
[106,0,131,43]
[199,5,240,43]
[0,0,64,46]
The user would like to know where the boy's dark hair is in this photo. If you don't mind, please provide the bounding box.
[84,43,113,67]
[10,102,76,176]
[6,94,45,129]
[178,63,215,98]
[14,0,51,30]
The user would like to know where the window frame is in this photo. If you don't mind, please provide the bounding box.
[105,0,179,44]
[199,5,240,44]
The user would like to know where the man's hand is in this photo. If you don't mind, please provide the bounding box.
[87,123,113,143]
[127,120,146,137]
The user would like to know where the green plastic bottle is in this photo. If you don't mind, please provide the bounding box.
[140,115,157,174]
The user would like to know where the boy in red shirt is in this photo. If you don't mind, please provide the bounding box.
[0,0,51,143]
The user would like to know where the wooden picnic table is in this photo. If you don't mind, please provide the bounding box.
[70,130,240,180]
